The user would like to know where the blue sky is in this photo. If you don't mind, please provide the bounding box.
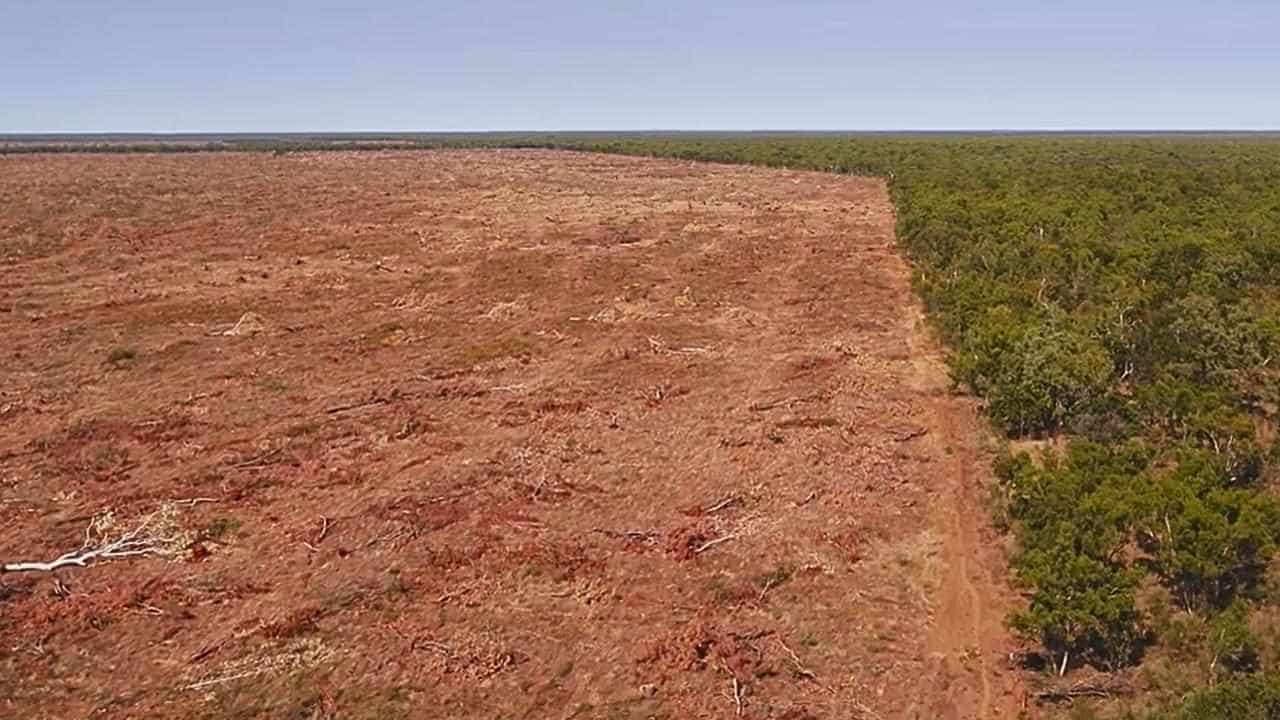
[3,0,1278,132]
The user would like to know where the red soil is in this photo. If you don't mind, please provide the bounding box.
[0,150,1026,718]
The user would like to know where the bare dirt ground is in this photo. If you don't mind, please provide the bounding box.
[0,150,1025,719]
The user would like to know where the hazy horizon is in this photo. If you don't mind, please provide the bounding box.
[5,129,1280,137]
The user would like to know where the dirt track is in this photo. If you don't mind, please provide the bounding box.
[0,150,1024,718]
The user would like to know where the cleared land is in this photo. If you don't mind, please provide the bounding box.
[1,150,1021,718]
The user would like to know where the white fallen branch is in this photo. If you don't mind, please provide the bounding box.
[695,533,739,555]
[183,667,274,691]
[2,506,185,574]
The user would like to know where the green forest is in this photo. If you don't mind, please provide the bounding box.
[516,134,1280,717]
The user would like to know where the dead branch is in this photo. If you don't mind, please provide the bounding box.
[647,335,713,356]
[436,587,470,604]
[704,496,739,514]
[183,667,273,691]
[1033,675,1135,704]
[172,497,219,507]
[891,427,929,442]
[189,640,226,665]
[132,601,165,616]
[531,473,549,499]
[416,639,452,655]
[758,577,777,603]
[749,393,821,412]
[228,447,282,470]
[776,638,818,681]
[315,516,331,544]
[2,507,183,574]
[593,528,659,544]
[215,312,266,337]
[325,397,389,415]
[694,533,739,555]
